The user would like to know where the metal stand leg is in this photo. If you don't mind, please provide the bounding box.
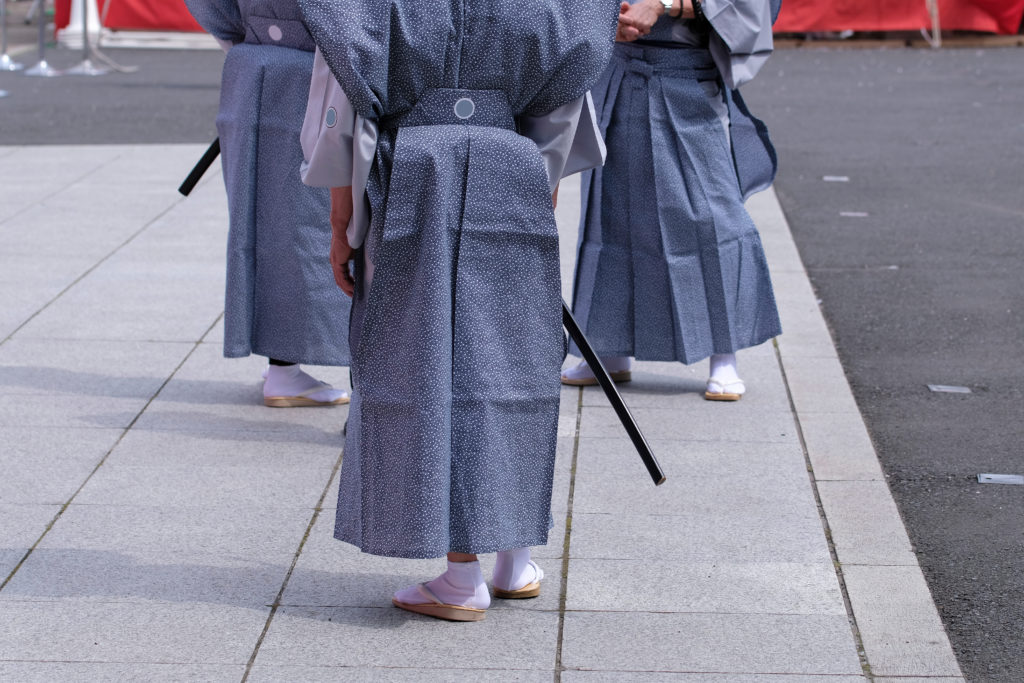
[65,0,109,76]
[1,0,25,71]
[25,0,43,24]
[24,0,60,77]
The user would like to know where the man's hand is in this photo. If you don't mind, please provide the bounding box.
[329,187,356,297]
[617,0,694,43]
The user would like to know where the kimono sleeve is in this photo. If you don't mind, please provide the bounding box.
[702,0,774,88]
[300,49,358,188]
[183,0,245,45]
[519,93,607,193]
[301,49,378,249]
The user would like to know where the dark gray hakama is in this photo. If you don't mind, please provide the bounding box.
[300,0,618,558]
[341,96,565,558]
[185,0,351,365]
[571,38,782,364]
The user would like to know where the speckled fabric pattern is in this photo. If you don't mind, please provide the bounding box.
[185,0,351,365]
[300,0,619,558]
[571,42,782,365]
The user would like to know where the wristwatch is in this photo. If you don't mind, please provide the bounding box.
[659,0,677,17]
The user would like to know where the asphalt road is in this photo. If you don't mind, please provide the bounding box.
[742,47,1024,682]
[2,38,1022,681]
[0,48,222,144]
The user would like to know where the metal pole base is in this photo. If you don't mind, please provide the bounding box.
[0,89,8,98]
[64,57,109,76]
[0,54,24,71]
[24,59,61,77]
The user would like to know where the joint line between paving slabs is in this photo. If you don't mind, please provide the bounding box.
[772,340,874,679]
[0,316,222,594]
[241,442,346,682]
[0,153,120,229]
[553,387,583,683]
[0,197,187,348]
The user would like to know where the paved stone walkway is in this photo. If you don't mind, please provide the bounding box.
[0,144,963,681]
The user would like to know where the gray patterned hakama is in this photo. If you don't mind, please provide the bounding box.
[185,0,351,366]
[300,0,618,558]
[571,41,782,365]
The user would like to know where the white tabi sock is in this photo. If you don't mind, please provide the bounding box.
[393,560,490,610]
[263,364,347,403]
[561,356,631,381]
[493,548,543,592]
[709,353,741,384]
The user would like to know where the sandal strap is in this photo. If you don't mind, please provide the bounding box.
[707,378,745,391]
[416,583,445,606]
[293,381,336,399]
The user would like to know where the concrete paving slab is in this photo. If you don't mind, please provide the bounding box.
[770,272,840,360]
[544,436,575,515]
[0,338,191,397]
[0,600,268,664]
[15,272,223,343]
[568,511,825,563]
[799,412,886,482]
[204,317,226,344]
[11,209,195,256]
[783,356,862,416]
[563,673,866,682]
[9,503,315,563]
[0,300,47,343]
[0,662,244,683]
[13,210,225,340]
[565,559,844,615]
[844,566,963,678]
[255,605,559,670]
[1,546,291,608]
[579,405,798,443]
[817,481,918,566]
[560,611,863,675]
[75,461,336,509]
[0,504,60,579]
[105,428,343,469]
[572,438,815,516]
[0,394,153,429]
[0,148,122,222]
[0,427,122,504]
[249,666,553,682]
[0,253,101,290]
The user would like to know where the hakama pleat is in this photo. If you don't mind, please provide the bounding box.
[336,115,563,559]
[571,44,781,365]
[217,43,351,366]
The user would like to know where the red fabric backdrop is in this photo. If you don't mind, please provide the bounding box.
[56,0,1023,35]
[775,0,1024,35]
[55,0,202,32]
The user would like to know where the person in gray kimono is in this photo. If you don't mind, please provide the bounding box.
[562,0,782,402]
[184,0,351,408]
[298,0,617,621]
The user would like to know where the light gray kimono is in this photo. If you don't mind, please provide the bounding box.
[299,0,617,559]
[185,0,350,366]
[569,0,782,365]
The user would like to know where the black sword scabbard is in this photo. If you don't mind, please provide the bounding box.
[178,138,221,197]
[562,301,666,486]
